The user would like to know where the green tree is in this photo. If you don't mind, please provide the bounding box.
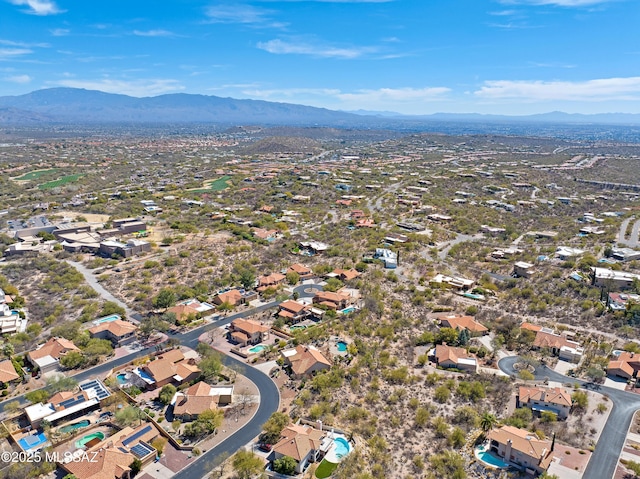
[232,450,264,479]
[273,455,297,475]
[158,384,177,405]
[571,390,589,412]
[153,288,176,310]
[261,411,290,444]
[429,450,467,479]
[480,412,498,433]
[286,271,300,286]
[449,427,466,448]
[129,458,142,477]
[59,351,86,369]
[436,327,459,345]
[323,277,344,292]
[115,406,145,427]
[199,353,223,381]
[239,269,256,290]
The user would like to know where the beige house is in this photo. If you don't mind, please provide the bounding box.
[27,337,81,374]
[486,426,554,475]
[435,314,488,336]
[0,359,20,386]
[228,318,270,347]
[517,386,572,420]
[272,424,327,473]
[138,349,200,389]
[287,263,314,280]
[172,381,222,421]
[88,319,137,347]
[278,300,309,323]
[282,345,332,379]
[433,344,477,373]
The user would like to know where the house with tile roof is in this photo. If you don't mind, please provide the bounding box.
[60,447,133,479]
[257,272,286,292]
[88,319,137,347]
[138,349,200,389]
[517,386,572,419]
[433,344,477,373]
[607,351,640,380]
[329,268,360,282]
[228,318,270,347]
[277,300,310,323]
[167,303,200,323]
[486,425,555,475]
[532,330,584,363]
[435,314,489,336]
[27,337,81,374]
[312,291,350,310]
[287,263,314,280]
[0,359,20,386]
[271,424,328,473]
[171,381,224,421]
[281,345,332,379]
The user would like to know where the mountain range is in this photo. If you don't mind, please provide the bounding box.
[1,88,640,127]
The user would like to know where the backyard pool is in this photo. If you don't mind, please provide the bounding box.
[93,314,120,326]
[59,420,90,433]
[18,432,48,451]
[324,435,352,463]
[336,341,348,352]
[474,443,510,469]
[116,373,128,384]
[75,432,105,449]
[248,345,266,354]
[340,307,356,314]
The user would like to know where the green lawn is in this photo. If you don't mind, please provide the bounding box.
[191,175,231,193]
[315,459,339,479]
[38,174,84,190]
[11,168,60,181]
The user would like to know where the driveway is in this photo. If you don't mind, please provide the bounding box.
[66,260,140,322]
[499,356,640,479]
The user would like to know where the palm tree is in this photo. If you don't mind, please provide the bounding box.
[480,412,498,433]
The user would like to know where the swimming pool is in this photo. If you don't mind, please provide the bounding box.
[340,307,356,314]
[474,443,510,469]
[59,420,90,433]
[248,345,266,354]
[75,432,105,449]
[116,373,128,385]
[324,435,352,463]
[93,314,121,325]
[337,341,347,352]
[18,432,48,451]
[333,437,350,459]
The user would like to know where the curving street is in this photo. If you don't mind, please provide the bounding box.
[0,281,323,476]
[499,356,640,479]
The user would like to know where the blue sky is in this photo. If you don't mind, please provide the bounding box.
[1,0,638,115]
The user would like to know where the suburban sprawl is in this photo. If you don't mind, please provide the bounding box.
[2,123,640,479]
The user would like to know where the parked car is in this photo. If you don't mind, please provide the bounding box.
[258,443,272,452]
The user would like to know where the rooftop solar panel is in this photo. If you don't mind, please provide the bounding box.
[131,443,154,458]
[122,425,152,447]
[59,394,87,409]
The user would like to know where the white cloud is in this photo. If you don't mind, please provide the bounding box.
[257,38,377,58]
[204,4,281,25]
[133,29,176,37]
[8,0,63,15]
[499,0,616,6]
[0,48,32,59]
[51,78,185,97]
[50,28,70,36]
[241,86,450,111]
[475,77,640,101]
[4,74,31,83]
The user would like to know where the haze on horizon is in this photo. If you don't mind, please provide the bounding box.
[1,0,639,116]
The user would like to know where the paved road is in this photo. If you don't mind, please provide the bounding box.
[499,356,640,479]
[1,284,324,476]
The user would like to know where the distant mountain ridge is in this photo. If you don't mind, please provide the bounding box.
[1,88,640,126]
[0,88,365,126]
